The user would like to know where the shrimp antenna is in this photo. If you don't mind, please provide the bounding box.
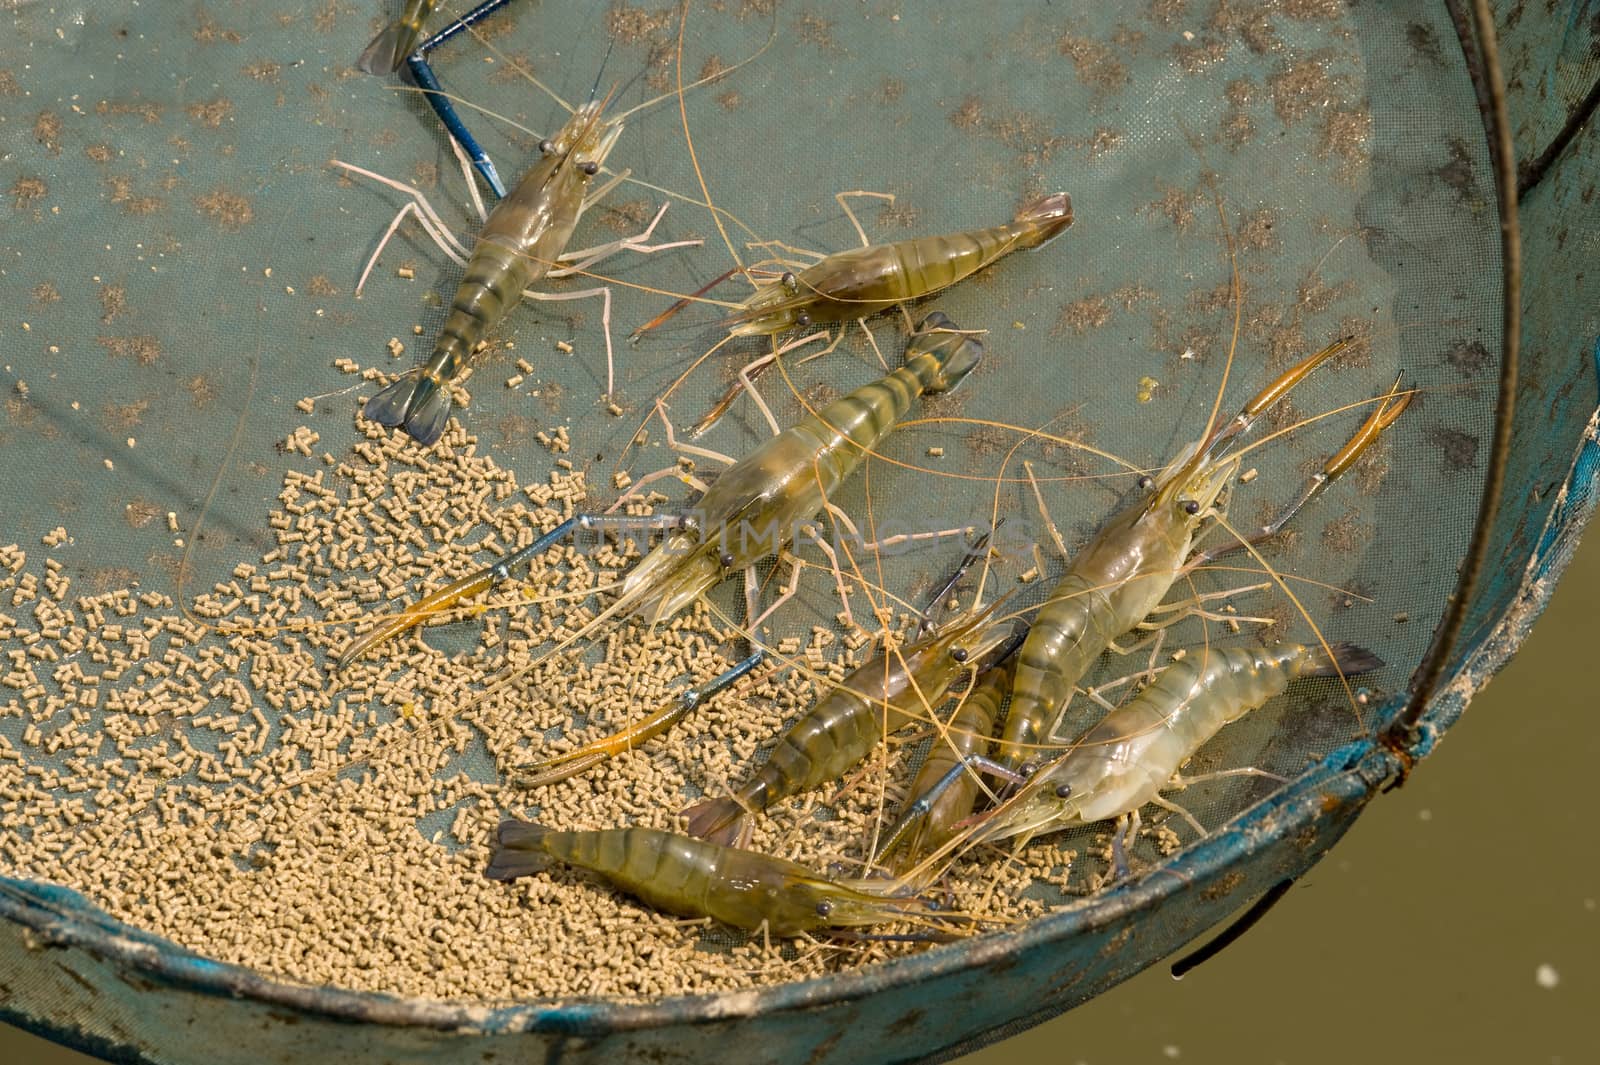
[918,522,1003,635]
[610,1,779,124]
[590,35,617,102]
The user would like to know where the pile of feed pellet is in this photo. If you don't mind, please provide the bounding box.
[0,411,1077,1002]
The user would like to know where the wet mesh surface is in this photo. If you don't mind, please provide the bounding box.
[0,0,1518,1003]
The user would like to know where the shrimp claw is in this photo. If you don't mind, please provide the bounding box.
[400,0,520,197]
[334,512,689,670]
[1191,372,1414,567]
[513,648,767,787]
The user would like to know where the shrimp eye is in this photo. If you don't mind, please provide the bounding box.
[538,139,555,155]
[1018,761,1038,778]
[1137,475,1155,490]
[796,312,812,328]
[815,900,834,917]
[951,647,969,663]
[580,161,600,176]
[781,271,798,292]
[718,551,735,568]
[1054,783,1073,799]
[1182,499,1201,515]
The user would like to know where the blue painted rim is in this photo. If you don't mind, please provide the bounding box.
[2,732,1387,1037]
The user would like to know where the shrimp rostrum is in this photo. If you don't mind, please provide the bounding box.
[486,819,948,937]
[335,313,984,669]
[993,337,1414,777]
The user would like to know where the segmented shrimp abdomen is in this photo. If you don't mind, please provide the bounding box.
[998,575,1115,770]
[801,360,927,468]
[889,224,1021,299]
[738,684,882,814]
[423,237,535,385]
[793,220,1046,323]
[541,826,714,919]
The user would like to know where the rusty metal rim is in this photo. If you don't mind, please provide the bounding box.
[1396,0,1522,737]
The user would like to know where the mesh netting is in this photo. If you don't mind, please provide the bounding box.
[0,0,1595,1062]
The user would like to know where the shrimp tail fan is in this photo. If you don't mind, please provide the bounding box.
[357,21,417,76]
[364,369,453,446]
[484,818,555,881]
[1014,191,1075,248]
[1301,642,1383,678]
[681,797,747,847]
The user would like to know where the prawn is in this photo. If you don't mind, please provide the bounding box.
[872,652,1018,876]
[350,89,626,446]
[485,819,946,937]
[633,192,1073,438]
[971,639,1383,874]
[681,598,1017,848]
[335,312,984,667]
[992,337,1413,777]
[714,192,1074,337]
